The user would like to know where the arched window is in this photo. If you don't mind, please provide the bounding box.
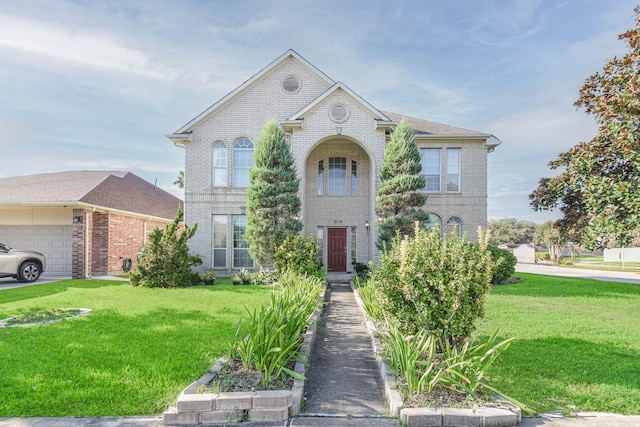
[426,213,442,233]
[447,216,462,237]
[212,141,227,187]
[233,138,254,187]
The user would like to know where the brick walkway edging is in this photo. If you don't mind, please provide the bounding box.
[163,287,327,426]
[351,283,522,427]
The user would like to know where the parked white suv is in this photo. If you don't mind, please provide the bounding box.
[0,243,46,282]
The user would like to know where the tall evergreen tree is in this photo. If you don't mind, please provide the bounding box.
[376,119,428,250]
[245,120,302,266]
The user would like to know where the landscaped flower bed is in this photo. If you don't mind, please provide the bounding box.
[352,284,520,427]
[164,273,325,425]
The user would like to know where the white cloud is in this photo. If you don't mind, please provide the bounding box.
[0,15,178,81]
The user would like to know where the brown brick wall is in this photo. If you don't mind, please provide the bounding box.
[72,209,93,279]
[92,212,109,274]
[72,209,174,277]
[105,213,170,275]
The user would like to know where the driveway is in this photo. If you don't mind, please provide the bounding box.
[0,275,71,290]
[516,263,640,285]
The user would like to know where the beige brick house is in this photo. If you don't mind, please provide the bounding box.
[168,50,499,276]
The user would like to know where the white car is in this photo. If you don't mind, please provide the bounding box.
[0,242,46,282]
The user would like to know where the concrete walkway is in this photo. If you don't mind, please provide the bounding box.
[293,282,399,426]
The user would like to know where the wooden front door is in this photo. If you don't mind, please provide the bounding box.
[327,228,347,272]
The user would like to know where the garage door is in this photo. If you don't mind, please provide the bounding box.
[0,225,72,276]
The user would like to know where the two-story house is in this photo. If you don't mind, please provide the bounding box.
[167,49,499,276]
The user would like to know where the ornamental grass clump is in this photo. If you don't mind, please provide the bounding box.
[231,271,324,388]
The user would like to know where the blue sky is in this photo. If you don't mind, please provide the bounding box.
[0,0,637,223]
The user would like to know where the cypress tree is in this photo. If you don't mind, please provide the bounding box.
[245,120,302,266]
[376,119,428,250]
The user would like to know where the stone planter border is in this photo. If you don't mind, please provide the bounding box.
[163,287,326,426]
[351,283,521,427]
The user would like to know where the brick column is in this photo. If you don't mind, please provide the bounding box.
[72,209,92,279]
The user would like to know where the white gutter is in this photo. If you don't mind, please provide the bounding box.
[0,202,181,223]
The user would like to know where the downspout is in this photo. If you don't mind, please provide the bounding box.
[84,211,89,278]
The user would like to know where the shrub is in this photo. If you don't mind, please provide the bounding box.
[352,261,370,280]
[250,268,279,286]
[353,276,388,324]
[232,269,252,285]
[371,224,492,346]
[232,272,324,387]
[535,252,551,262]
[381,325,514,397]
[130,210,202,288]
[273,234,323,278]
[487,246,517,284]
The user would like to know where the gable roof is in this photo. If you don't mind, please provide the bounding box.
[287,82,391,122]
[170,49,335,138]
[0,171,182,220]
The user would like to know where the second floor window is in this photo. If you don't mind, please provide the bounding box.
[233,138,254,187]
[328,157,347,195]
[212,141,227,187]
[420,148,441,192]
[447,148,461,192]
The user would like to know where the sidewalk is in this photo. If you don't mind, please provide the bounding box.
[515,263,640,284]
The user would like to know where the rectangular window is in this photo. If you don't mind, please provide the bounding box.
[233,150,252,187]
[233,215,253,268]
[351,226,357,262]
[446,148,461,192]
[318,160,324,196]
[212,215,227,267]
[420,148,441,192]
[328,157,347,195]
[351,160,357,196]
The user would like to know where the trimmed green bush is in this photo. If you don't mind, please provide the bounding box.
[371,224,492,346]
[273,234,324,278]
[487,246,517,284]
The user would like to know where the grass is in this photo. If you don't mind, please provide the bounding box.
[475,273,640,415]
[0,279,271,417]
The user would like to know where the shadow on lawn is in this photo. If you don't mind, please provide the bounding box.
[0,279,122,305]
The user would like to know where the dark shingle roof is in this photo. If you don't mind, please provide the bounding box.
[0,171,182,220]
[381,110,489,137]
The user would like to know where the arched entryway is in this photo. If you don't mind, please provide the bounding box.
[303,138,373,272]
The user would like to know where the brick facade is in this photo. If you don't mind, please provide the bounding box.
[170,50,497,276]
[71,208,172,278]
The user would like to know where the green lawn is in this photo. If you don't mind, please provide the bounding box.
[476,273,640,415]
[0,280,271,417]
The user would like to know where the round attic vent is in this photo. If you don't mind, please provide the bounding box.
[283,75,301,93]
[330,104,348,123]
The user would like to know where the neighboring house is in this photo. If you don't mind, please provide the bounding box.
[0,171,182,278]
[168,49,499,275]
[499,243,536,264]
